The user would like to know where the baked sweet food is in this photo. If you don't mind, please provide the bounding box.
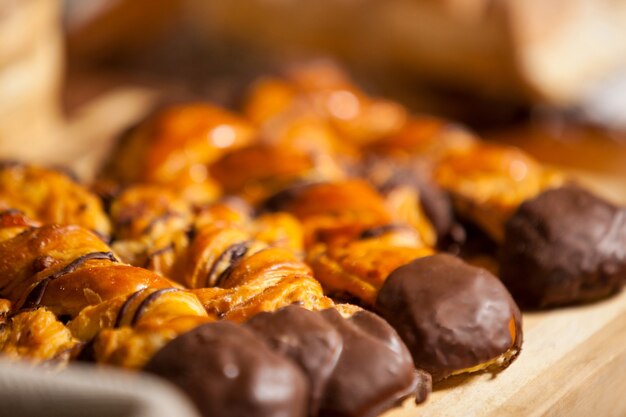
[2,63,625,416]
[501,186,626,307]
[375,254,522,381]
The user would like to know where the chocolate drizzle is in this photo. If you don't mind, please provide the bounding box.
[21,251,117,310]
[358,223,414,240]
[114,290,144,328]
[205,242,250,287]
[144,244,175,268]
[131,288,179,326]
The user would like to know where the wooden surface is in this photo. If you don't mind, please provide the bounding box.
[57,85,626,417]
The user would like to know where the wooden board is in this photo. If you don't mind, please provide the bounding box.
[56,85,626,417]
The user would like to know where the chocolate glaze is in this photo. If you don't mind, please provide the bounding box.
[358,224,416,240]
[246,306,343,416]
[440,216,499,264]
[501,186,626,307]
[358,156,454,242]
[246,306,430,417]
[144,321,308,417]
[375,254,522,381]
[21,251,117,310]
[206,241,250,287]
[318,309,428,417]
[115,290,143,328]
[131,288,179,326]
[260,181,319,213]
[382,169,452,242]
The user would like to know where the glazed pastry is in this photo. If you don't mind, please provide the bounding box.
[0,162,110,239]
[263,181,434,303]
[245,62,407,148]
[501,186,626,307]
[103,103,256,203]
[434,144,565,242]
[356,155,453,245]
[264,180,522,380]
[0,308,80,365]
[246,305,431,417]
[108,185,306,277]
[108,184,193,276]
[144,305,430,417]
[375,254,522,381]
[210,143,345,205]
[265,180,409,248]
[0,213,331,366]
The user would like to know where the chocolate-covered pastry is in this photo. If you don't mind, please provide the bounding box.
[144,321,308,417]
[246,306,343,416]
[246,305,431,417]
[375,254,522,381]
[318,308,428,417]
[501,186,626,307]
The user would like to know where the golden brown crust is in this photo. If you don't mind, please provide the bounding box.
[245,63,407,147]
[0,308,79,365]
[308,237,434,305]
[435,144,565,241]
[0,225,113,307]
[0,163,111,238]
[272,180,393,248]
[68,288,208,343]
[104,103,256,203]
[209,143,343,205]
[193,247,333,322]
[93,315,213,369]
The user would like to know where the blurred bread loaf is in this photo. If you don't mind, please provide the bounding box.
[0,0,62,160]
[187,0,626,105]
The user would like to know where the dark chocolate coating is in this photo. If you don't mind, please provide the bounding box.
[375,254,522,381]
[501,185,626,307]
[131,288,179,325]
[318,309,427,417]
[247,306,430,417]
[144,322,308,417]
[206,241,250,287]
[246,306,343,417]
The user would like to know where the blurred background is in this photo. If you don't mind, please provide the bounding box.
[2,0,626,179]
